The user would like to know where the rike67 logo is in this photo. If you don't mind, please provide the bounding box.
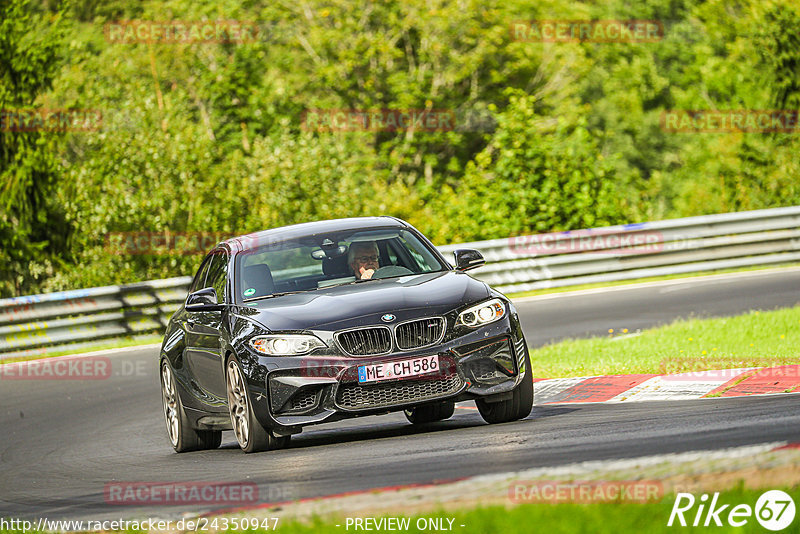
[668,491,796,531]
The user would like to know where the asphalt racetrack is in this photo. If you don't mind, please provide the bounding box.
[2,268,799,521]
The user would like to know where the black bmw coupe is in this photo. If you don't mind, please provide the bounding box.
[160,217,533,453]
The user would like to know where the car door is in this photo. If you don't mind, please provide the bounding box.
[184,248,229,408]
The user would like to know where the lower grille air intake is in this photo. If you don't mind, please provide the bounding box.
[336,373,462,410]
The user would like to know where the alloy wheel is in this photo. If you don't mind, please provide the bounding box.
[161,362,180,446]
[226,359,251,448]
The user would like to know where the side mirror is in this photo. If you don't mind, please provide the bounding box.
[453,249,485,271]
[185,287,225,312]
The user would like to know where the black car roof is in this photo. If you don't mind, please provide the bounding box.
[221,216,409,252]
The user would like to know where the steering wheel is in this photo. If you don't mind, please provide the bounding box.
[371,265,414,279]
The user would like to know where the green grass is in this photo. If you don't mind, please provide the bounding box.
[506,263,800,299]
[266,489,799,533]
[530,306,800,378]
[298,488,797,533]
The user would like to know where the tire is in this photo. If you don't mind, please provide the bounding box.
[475,353,533,424]
[404,401,455,424]
[160,360,222,452]
[225,357,290,453]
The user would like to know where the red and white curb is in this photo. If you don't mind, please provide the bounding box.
[533,365,800,404]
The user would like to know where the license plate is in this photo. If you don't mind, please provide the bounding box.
[357,355,439,383]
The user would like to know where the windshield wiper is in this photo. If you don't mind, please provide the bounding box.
[243,290,307,302]
[351,272,421,284]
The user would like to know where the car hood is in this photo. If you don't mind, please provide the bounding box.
[237,271,490,331]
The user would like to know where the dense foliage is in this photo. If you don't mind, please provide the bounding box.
[1,0,798,296]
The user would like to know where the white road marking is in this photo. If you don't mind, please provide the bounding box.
[511,265,800,303]
[608,369,756,402]
[533,376,595,404]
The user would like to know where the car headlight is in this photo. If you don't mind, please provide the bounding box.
[457,298,506,327]
[249,334,326,356]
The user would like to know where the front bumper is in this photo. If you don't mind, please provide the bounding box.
[246,317,529,433]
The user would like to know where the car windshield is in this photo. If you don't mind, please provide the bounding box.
[236,228,447,302]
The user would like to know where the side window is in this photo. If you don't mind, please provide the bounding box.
[387,239,418,271]
[189,256,213,293]
[205,249,229,304]
[386,242,398,266]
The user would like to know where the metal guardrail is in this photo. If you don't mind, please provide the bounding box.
[2,206,799,357]
[439,205,800,293]
[0,277,191,357]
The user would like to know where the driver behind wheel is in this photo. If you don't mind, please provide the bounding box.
[348,241,380,280]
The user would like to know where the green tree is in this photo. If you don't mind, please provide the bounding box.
[435,90,629,243]
[756,3,800,110]
[0,0,69,297]
[7,0,800,294]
